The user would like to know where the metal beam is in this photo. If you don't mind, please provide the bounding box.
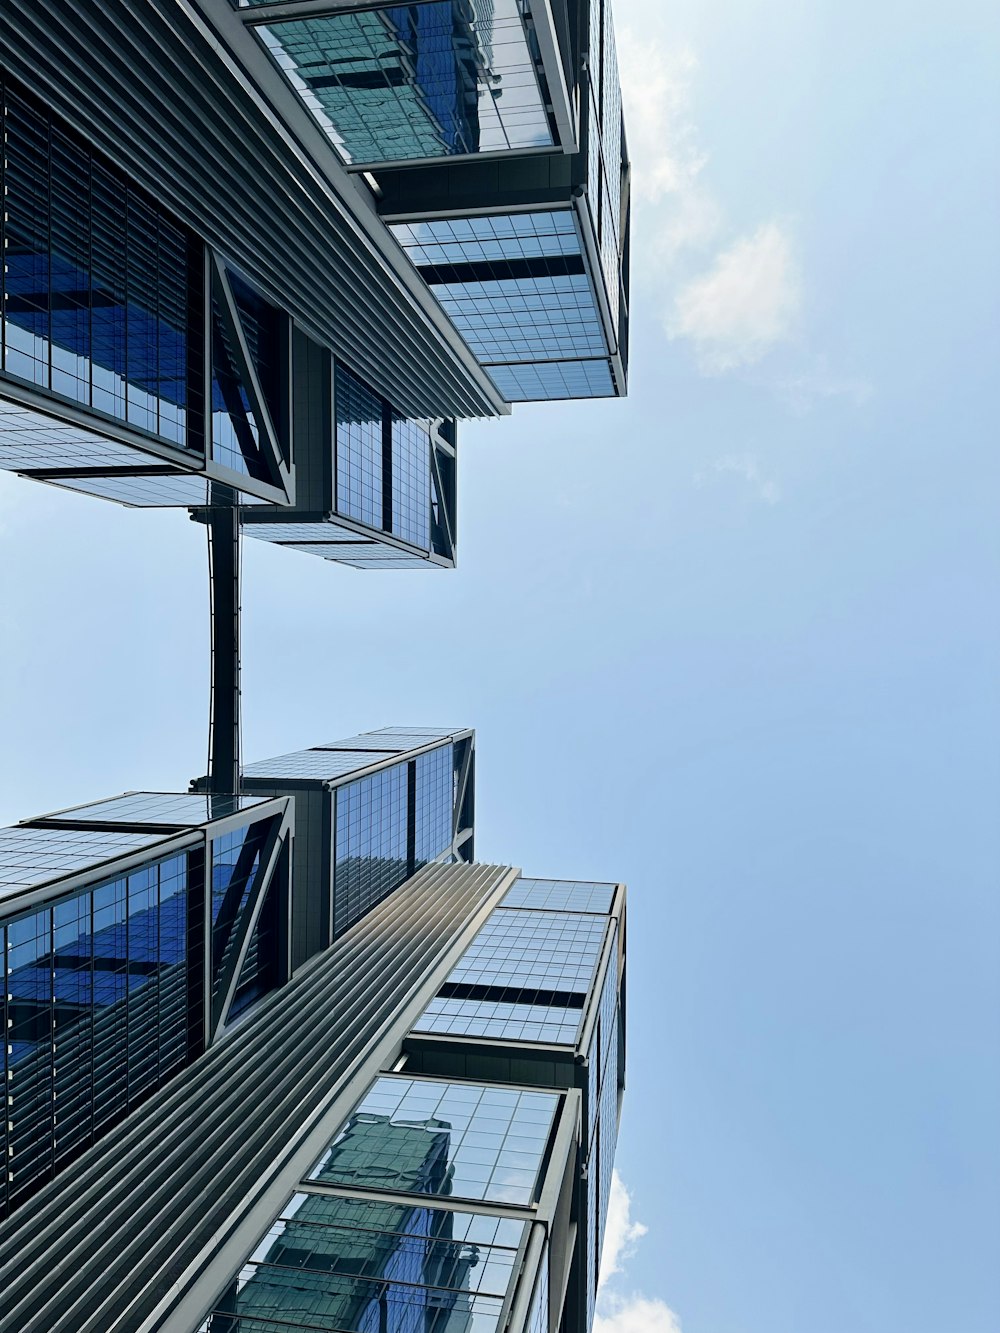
[206,491,241,798]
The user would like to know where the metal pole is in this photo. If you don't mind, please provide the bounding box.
[206,485,241,797]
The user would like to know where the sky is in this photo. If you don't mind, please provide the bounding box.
[1,1,999,1330]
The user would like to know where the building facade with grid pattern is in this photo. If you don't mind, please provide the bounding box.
[0,0,629,567]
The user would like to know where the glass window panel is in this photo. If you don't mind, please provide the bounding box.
[390,413,431,548]
[0,848,190,1217]
[255,0,553,166]
[486,358,615,401]
[38,793,269,828]
[333,763,408,938]
[334,363,383,530]
[308,1075,558,1206]
[500,877,616,914]
[413,745,453,867]
[0,87,198,449]
[0,826,163,899]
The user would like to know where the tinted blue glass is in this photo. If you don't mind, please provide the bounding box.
[334,363,382,529]
[333,763,408,937]
[309,1075,559,1206]
[392,210,617,400]
[210,275,282,483]
[0,850,189,1217]
[413,744,453,866]
[414,903,607,1045]
[487,358,615,401]
[583,939,621,1323]
[199,1194,523,1333]
[391,414,431,547]
[448,909,607,995]
[211,819,277,1017]
[415,994,582,1045]
[392,212,606,367]
[255,1,551,166]
[0,87,195,446]
[501,877,616,914]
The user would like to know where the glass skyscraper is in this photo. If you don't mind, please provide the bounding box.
[0,740,625,1333]
[0,3,631,1329]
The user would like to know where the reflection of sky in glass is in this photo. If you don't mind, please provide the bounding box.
[255,1,551,165]
[501,877,617,914]
[392,212,616,401]
[309,1075,558,1205]
[1,852,188,1211]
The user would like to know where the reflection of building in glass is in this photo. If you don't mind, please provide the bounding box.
[0,0,632,1326]
[0,801,626,1333]
[255,1,548,167]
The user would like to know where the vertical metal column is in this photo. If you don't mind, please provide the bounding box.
[207,486,241,797]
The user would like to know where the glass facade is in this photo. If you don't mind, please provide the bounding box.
[391,212,615,401]
[44,792,268,828]
[0,850,189,1217]
[587,0,625,319]
[254,1,552,167]
[500,877,617,914]
[335,362,383,530]
[0,825,163,897]
[333,763,408,938]
[583,939,621,1327]
[198,1193,526,1333]
[391,413,431,548]
[309,1075,558,1206]
[331,743,455,939]
[413,743,454,867]
[413,903,604,1045]
[210,274,283,482]
[334,362,438,551]
[210,818,278,1018]
[0,78,200,448]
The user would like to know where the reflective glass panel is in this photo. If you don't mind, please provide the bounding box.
[446,909,607,996]
[210,818,276,1014]
[501,877,616,914]
[0,84,197,448]
[38,793,268,828]
[255,1,552,166]
[0,826,163,899]
[334,363,383,530]
[333,762,408,938]
[0,850,189,1217]
[413,744,453,867]
[309,1075,558,1205]
[198,1194,524,1333]
[391,413,431,548]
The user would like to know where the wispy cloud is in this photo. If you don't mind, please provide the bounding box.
[596,1173,685,1333]
[615,32,721,261]
[670,222,802,372]
[599,1170,649,1288]
[617,18,870,415]
[771,356,875,414]
[694,452,782,505]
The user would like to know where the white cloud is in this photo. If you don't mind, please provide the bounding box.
[599,1171,649,1288]
[616,32,721,260]
[771,357,874,414]
[596,1294,685,1333]
[595,1174,685,1333]
[694,453,781,505]
[670,223,802,372]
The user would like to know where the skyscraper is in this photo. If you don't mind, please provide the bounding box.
[0,742,625,1333]
[0,3,630,1329]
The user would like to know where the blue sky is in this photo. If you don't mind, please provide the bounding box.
[1,1,998,1330]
